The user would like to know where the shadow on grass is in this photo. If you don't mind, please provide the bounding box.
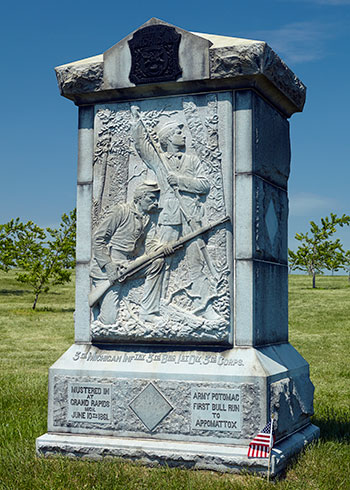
[13,307,75,314]
[0,289,63,296]
[312,412,350,442]
[36,306,75,313]
[298,286,350,291]
[0,288,31,295]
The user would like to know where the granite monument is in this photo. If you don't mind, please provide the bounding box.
[36,18,319,475]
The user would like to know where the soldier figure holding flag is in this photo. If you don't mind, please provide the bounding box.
[131,106,221,321]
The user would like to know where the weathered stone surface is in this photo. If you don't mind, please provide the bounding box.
[252,92,291,189]
[254,178,288,264]
[55,19,305,117]
[51,373,261,443]
[104,18,211,90]
[234,90,291,189]
[234,260,288,346]
[37,423,320,476]
[270,374,315,439]
[46,343,313,442]
[77,106,94,184]
[55,56,103,96]
[253,261,288,345]
[209,40,305,112]
[129,382,174,431]
[74,262,91,342]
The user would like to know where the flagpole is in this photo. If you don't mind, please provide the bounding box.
[267,414,274,482]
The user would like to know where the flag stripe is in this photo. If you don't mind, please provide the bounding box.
[247,419,275,458]
[247,444,270,458]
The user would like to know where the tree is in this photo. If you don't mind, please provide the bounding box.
[0,218,42,271]
[288,213,350,288]
[325,248,347,276]
[1,210,76,309]
[343,250,350,283]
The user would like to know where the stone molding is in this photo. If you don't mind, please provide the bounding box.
[209,42,305,114]
[56,59,103,96]
[37,423,320,476]
[55,19,305,117]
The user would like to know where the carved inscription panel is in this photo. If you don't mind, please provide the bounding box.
[67,382,112,424]
[53,375,260,442]
[191,388,241,431]
[90,92,233,345]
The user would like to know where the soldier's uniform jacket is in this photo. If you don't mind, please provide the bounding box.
[132,121,210,226]
[90,203,156,280]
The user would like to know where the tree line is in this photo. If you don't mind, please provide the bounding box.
[0,210,348,308]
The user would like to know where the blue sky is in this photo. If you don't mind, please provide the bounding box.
[1,0,349,252]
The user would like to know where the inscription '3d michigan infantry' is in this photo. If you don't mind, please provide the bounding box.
[89,93,232,345]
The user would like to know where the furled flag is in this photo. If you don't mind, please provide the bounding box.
[247,420,275,458]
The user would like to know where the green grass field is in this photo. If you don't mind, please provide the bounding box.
[0,271,349,489]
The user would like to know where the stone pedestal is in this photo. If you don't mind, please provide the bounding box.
[37,18,319,476]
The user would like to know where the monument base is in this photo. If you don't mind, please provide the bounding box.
[36,342,318,475]
[37,424,319,476]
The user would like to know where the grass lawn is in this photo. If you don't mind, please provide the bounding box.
[0,270,349,489]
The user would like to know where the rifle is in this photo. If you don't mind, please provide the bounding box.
[132,107,220,282]
[88,215,230,308]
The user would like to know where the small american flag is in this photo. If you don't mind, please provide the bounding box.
[247,420,275,458]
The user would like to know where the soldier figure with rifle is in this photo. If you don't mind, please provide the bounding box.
[90,181,173,325]
[131,106,221,320]
[89,214,230,311]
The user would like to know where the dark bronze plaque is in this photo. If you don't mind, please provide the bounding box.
[128,25,182,84]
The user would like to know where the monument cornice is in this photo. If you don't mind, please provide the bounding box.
[55,19,306,118]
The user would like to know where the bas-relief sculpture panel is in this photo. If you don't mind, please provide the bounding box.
[89,92,233,345]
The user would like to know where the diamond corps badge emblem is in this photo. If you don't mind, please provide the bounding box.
[128,25,182,84]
